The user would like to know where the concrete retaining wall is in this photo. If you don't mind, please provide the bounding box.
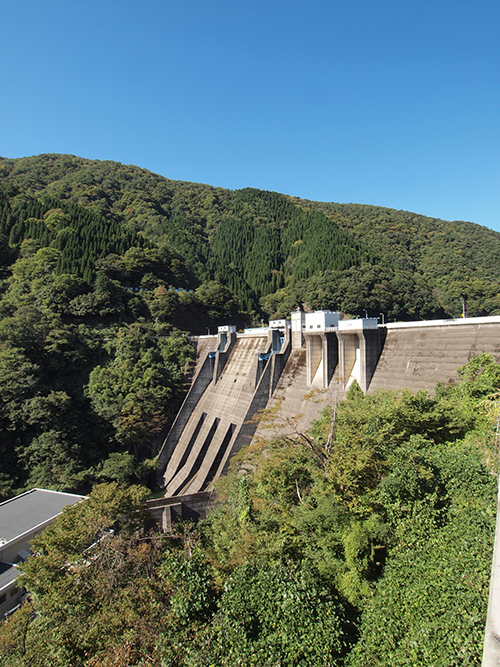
[156,336,217,478]
[160,334,272,495]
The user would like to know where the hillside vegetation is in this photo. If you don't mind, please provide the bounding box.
[1,154,500,320]
[0,155,498,665]
[1,356,498,666]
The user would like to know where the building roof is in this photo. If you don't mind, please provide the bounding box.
[0,489,85,547]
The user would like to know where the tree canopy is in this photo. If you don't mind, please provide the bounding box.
[2,357,497,665]
[0,154,499,664]
[2,154,500,319]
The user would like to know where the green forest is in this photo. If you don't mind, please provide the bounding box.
[2,154,500,321]
[1,355,498,666]
[0,154,499,665]
[0,153,498,497]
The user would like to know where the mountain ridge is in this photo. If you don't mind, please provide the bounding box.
[1,153,499,320]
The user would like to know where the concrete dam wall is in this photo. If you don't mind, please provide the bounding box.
[369,319,500,392]
[157,314,500,495]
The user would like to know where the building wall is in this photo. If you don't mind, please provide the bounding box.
[0,582,22,619]
[303,310,341,330]
[0,523,52,564]
[0,489,85,619]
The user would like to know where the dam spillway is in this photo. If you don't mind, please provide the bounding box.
[159,330,279,495]
[157,313,500,494]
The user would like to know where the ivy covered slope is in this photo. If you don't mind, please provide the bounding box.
[2,153,500,320]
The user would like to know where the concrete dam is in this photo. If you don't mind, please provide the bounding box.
[156,311,500,495]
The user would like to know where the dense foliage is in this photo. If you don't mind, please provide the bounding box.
[1,154,500,319]
[2,152,493,495]
[1,356,498,666]
[0,236,199,497]
[315,202,500,318]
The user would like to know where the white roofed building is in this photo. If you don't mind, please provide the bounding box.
[0,488,85,618]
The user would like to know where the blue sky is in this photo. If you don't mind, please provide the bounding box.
[1,0,499,230]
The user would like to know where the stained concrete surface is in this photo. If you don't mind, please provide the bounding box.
[161,335,269,495]
[369,323,500,393]
[159,319,500,495]
[483,477,500,667]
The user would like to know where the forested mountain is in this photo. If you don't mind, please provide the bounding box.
[0,152,499,497]
[1,153,499,320]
